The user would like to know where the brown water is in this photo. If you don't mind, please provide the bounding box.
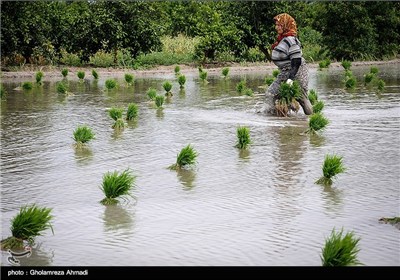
[1,63,399,266]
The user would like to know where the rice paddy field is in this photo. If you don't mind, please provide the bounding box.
[1,62,399,266]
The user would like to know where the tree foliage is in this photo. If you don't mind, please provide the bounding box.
[1,0,399,65]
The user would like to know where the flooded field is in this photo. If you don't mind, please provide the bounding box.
[1,62,399,266]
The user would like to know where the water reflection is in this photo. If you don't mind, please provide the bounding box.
[176,168,197,190]
[156,108,164,119]
[309,133,326,147]
[103,204,135,232]
[238,148,250,160]
[73,145,93,165]
[321,185,344,215]
[16,243,54,266]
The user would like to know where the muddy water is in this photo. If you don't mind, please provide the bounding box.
[1,63,399,266]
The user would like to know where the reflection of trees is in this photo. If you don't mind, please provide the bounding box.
[103,204,135,232]
[176,168,197,190]
[17,243,54,266]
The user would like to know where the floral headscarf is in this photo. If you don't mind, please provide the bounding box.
[271,13,298,49]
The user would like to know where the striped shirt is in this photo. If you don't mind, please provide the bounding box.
[271,36,302,69]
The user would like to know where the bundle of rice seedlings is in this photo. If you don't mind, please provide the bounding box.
[364,73,375,85]
[306,112,329,134]
[109,107,124,129]
[73,125,95,146]
[236,126,251,149]
[272,69,280,78]
[22,82,33,91]
[308,89,318,105]
[168,144,198,170]
[315,153,346,186]
[163,81,173,96]
[147,87,157,100]
[105,79,117,90]
[100,169,136,205]
[236,80,246,93]
[341,60,352,70]
[155,95,164,108]
[312,100,325,114]
[345,76,356,89]
[275,81,302,117]
[61,68,69,77]
[244,88,253,97]
[77,71,85,80]
[92,69,99,80]
[321,228,361,266]
[199,70,207,81]
[178,75,186,88]
[56,81,68,94]
[222,67,229,78]
[124,73,134,86]
[377,79,385,91]
[265,76,275,86]
[1,204,54,250]
[174,65,181,74]
[126,103,138,120]
[35,71,44,84]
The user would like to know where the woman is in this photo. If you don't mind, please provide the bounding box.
[267,13,312,115]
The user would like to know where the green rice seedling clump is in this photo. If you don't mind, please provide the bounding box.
[155,95,164,108]
[56,82,68,94]
[244,88,253,96]
[92,69,99,79]
[272,69,280,78]
[364,73,375,84]
[109,107,123,121]
[345,76,356,89]
[308,89,318,105]
[236,80,246,93]
[222,67,229,78]
[275,81,302,116]
[100,169,136,205]
[77,71,85,80]
[163,81,173,94]
[377,79,385,91]
[105,79,117,90]
[265,76,275,86]
[35,71,44,84]
[174,65,181,74]
[199,70,207,81]
[316,153,346,186]
[61,68,69,77]
[236,126,251,149]
[1,204,53,249]
[147,87,157,100]
[370,67,379,75]
[169,144,198,170]
[112,119,125,129]
[341,60,352,70]
[124,73,134,85]
[307,112,329,134]
[22,82,33,90]
[126,103,139,120]
[73,125,95,145]
[312,100,325,114]
[178,75,186,88]
[321,228,361,266]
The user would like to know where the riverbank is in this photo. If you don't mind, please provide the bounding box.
[1,59,399,80]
